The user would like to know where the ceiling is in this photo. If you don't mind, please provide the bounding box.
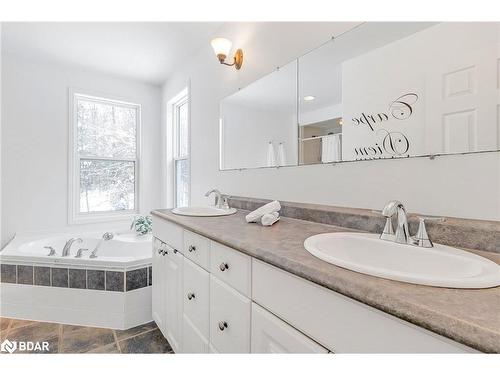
[1,22,223,85]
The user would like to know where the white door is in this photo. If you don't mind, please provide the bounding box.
[251,303,328,353]
[182,257,210,352]
[152,238,166,335]
[209,275,251,353]
[165,247,184,353]
[182,315,209,353]
[425,23,500,154]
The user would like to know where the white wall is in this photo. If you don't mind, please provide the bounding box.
[0,23,2,246]
[162,22,500,221]
[1,53,162,246]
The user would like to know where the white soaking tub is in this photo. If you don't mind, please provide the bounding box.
[0,230,153,329]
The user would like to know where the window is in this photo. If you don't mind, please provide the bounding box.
[173,92,190,207]
[70,92,140,222]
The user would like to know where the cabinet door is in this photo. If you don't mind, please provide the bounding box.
[182,314,209,353]
[165,248,184,353]
[183,257,210,338]
[209,275,251,353]
[251,303,328,353]
[152,238,166,335]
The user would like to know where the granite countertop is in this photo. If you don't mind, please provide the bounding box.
[151,209,500,353]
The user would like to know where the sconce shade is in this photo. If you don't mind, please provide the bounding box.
[211,38,232,60]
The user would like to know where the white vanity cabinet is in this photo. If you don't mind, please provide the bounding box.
[164,248,183,353]
[152,217,475,354]
[152,238,167,336]
[251,303,328,353]
[182,256,210,352]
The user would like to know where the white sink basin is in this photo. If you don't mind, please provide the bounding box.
[304,232,500,289]
[171,206,237,217]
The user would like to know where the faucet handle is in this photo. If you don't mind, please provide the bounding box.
[413,216,444,248]
[75,248,89,258]
[220,195,231,210]
[44,246,56,256]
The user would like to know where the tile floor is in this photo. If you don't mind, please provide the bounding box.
[0,316,173,354]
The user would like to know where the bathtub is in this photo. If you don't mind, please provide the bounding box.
[0,230,153,329]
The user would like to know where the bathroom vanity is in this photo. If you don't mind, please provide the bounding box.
[151,206,500,353]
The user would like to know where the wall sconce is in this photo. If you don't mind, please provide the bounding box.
[210,37,243,70]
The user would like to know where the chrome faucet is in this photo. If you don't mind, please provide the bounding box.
[62,238,82,257]
[89,232,114,259]
[130,216,138,230]
[381,200,411,245]
[205,189,230,209]
[380,200,443,248]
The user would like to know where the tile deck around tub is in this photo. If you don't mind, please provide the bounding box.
[0,263,151,292]
[0,317,173,354]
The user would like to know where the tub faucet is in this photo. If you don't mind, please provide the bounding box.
[130,216,138,230]
[62,238,82,257]
[89,232,114,259]
[381,200,411,245]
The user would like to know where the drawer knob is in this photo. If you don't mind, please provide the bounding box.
[218,321,228,331]
[219,262,229,272]
[157,248,162,255]
[187,292,196,300]
[188,245,196,252]
[173,249,178,254]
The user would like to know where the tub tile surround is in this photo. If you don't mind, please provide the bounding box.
[228,196,500,253]
[0,318,173,354]
[151,208,500,353]
[0,264,152,292]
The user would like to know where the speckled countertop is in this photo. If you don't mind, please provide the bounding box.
[152,209,500,353]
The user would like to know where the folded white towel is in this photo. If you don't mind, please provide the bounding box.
[245,200,281,223]
[261,212,280,226]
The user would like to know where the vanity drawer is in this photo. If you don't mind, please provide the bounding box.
[252,259,474,353]
[251,303,328,353]
[153,218,183,250]
[183,230,210,270]
[210,241,251,297]
[183,257,210,338]
[209,275,251,353]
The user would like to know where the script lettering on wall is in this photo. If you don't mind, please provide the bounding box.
[351,93,418,160]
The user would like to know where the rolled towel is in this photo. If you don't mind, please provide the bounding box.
[261,212,280,226]
[245,200,281,223]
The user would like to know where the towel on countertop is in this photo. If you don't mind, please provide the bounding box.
[261,211,280,226]
[245,200,281,223]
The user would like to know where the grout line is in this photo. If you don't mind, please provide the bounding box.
[115,326,158,344]
[58,324,64,353]
[112,330,122,353]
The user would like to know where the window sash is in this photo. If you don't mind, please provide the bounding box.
[174,157,189,208]
[174,97,189,159]
[70,91,140,222]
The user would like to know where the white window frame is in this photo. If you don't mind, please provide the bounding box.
[68,89,141,224]
[172,90,190,208]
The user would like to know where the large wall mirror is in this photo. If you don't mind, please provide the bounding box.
[219,22,500,170]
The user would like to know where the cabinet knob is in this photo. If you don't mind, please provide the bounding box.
[219,262,229,272]
[157,248,162,255]
[173,249,178,254]
[218,321,228,331]
[188,245,196,252]
[187,292,195,300]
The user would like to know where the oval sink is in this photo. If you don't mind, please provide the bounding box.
[171,206,237,217]
[304,232,500,289]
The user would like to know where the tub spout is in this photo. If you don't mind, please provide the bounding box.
[89,232,114,259]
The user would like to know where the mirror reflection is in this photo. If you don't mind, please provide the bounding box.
[219,61,297,170]
[220,22,500,170]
